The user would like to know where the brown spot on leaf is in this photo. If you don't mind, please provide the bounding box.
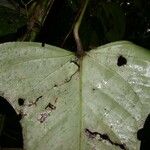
[85,128,126,150]
[38,112,49,123]
[28,96,43,107]
[45,102,56,110]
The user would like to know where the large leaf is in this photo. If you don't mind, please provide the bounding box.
[0,41,150,149]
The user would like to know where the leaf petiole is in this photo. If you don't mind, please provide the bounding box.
[73,0,90,57]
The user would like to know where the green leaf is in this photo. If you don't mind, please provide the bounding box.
[0,41,150,149]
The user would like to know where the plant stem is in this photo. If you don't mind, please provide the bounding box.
[73,0,90,57]
[61,2,84,48]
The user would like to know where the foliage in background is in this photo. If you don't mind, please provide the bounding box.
[0,5,26,37]
[0,0,150,51]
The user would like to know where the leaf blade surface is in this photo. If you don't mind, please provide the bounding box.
[0,41,150,150]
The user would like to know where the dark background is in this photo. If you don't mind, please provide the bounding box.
[0,0,150,51]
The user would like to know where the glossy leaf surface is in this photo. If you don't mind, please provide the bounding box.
[0,41,150,150]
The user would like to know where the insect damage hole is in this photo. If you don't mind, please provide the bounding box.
[117,55,127,66]
[85,128,126,150]
[41,42,45,47]
[0,96,23,148]
[137,114,150,150]
[18,98,25,106]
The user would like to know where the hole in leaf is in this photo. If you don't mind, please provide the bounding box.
[117,55,127,66]
[85,128,126,149]
[42,42,45,47]
[137,114,150,150]
[0,96,23,148]
[18,98,25,106]
[54,84,58,87]
[92,88,96,91]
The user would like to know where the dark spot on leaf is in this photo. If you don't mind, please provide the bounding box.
[18,98,25,106]
[36,96,43,102]
[117,55,127,66]
[92,88,96,91]
[85,128,97,139]
[45,103,56,110]
[54,84,58,87]
[54,97,58,103]
[99,133,109,140]
[85,128,126,150]
[42,42,45,47]
[137,114,150,150]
